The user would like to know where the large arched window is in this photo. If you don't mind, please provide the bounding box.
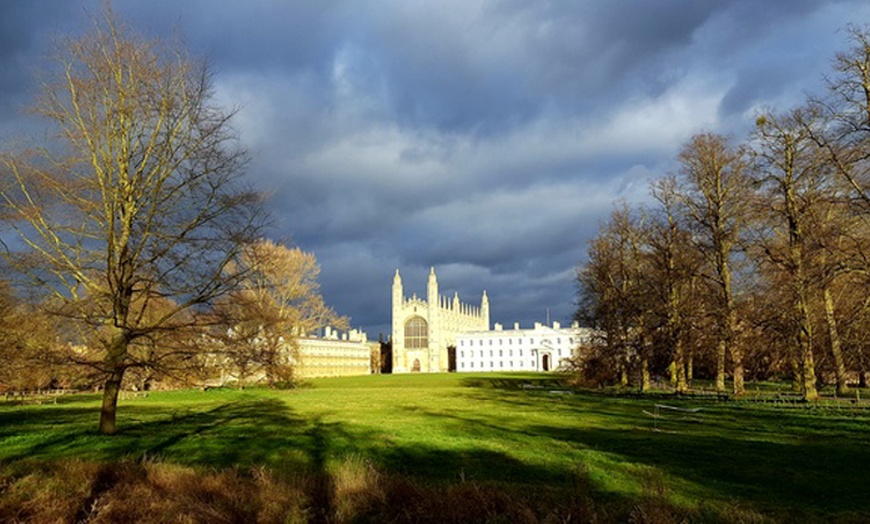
[405,316,428,349]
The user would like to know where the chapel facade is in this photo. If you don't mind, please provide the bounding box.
[391,267,489,373]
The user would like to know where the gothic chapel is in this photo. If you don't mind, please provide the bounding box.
[392,268,489,372]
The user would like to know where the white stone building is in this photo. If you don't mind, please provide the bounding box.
[294,326,373,379]
[455,321,592,373]
[392,267,489,373]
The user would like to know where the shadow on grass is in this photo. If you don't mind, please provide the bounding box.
[532,423,870,518]
[0,396,332,474]
[449,378,870,519]
[0,392,632,523]
[4,382,868,521]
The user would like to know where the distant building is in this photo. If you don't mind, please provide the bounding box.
[456,321,592,373]
[392,267,489,372]
[391,267,591,374]
[294,326,374,379]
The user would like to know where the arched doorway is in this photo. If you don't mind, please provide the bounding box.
[542,354,551,372]
[447,345,456,372]
[412,358,421,372]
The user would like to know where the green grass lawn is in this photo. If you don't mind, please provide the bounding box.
[2,373,869,522]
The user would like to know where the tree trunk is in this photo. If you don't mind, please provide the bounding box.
[801,343,819,401]
[674,342,688,394]
[686,348,693,386]
[638,328,650,392]
[728,309,744,396]
[795,294,819,401]
[716,339,726,393]
[823,285,849,396]
[640,353,650,392]
[731,346,745,396]
[619,356,629,387]
[790,352,802,392]
[99,332,130,435]
[99,369,125,435]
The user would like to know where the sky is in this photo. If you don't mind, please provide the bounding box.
[1,0,869,339]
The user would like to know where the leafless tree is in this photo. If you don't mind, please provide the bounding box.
[675,133,751,395]
[647,176,703,393]
[749,109,836,400]
[214,240,346,387]
[576,204,649,389]
[0,7,267,434]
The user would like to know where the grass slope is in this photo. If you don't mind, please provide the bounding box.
[1,373,869,522]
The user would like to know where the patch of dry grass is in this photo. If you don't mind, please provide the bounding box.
[0,456,754,524]
[0,459,308,524]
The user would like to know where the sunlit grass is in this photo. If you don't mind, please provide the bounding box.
[2,372,869,522]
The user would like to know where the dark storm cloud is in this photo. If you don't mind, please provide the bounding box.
[0,2,82,132]
[2,0,870,335]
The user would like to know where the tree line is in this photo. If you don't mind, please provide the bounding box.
[0,7,343,434]
[575,26,870,401]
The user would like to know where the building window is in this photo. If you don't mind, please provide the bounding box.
[404,316,428,349]
[499,350,503,357]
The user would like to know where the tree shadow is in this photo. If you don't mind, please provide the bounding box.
[525,423,870,518]
[414,383,870,520]
[459,374,571,392]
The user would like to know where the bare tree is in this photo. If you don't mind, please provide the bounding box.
[215,240,347,386]
[810,25,870,209]
[576,204,649,389]
[648,176,702,393]
[0,8,266,434]
[675,133,751,395]
[750,109,835,400]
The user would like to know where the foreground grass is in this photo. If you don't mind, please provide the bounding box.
[1,373,869,522]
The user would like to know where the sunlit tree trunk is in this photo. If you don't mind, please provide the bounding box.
[639,331,651,392]
[823,286,848,395]
[99,333,129,435]
[794,286,818,401]
[686,347,694,387]
[673,339,688,394]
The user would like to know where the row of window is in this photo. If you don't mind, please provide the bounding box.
[459,348,567,358]
[460,360,536,370]
[458,337,573,347]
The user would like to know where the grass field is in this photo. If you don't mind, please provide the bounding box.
[2,373,869,522]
